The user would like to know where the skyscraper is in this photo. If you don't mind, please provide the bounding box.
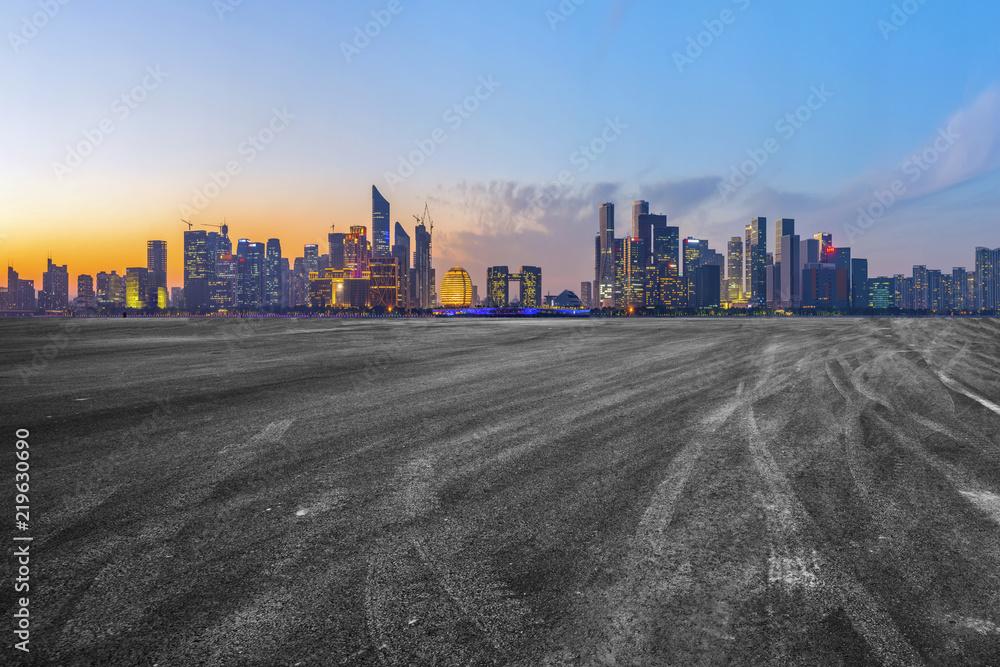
[778,234,801,308]
[372,185,391,259]
[631,200,649,239]
[264,239,282,309]
[75,274,95,310]
[976,247,999,312]
[852,258,869,309]
[912,265,928,311]
[328,228,347,270]
[146,240,168,307]
[580,281,592,309]
[125,267,149,309]
[749,217,767,308]
[487,266,509,307]
[41,258,69,310]
[413,223,432,309]
[636,213,667,265]
[744,224,752,298]
[184,231,213,311]
[237,243,265,309]
[598,203,615,307]
[304,244,320,277]
[518,266,542,308]
[391,222,411,310]
[727,237,744,302]
[682,238,707,277]
[774,219,795,264]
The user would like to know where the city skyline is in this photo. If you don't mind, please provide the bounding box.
[3,182,997,314]
[2,1,999,293]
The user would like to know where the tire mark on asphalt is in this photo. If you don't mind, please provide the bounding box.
[744,384,924,667]
[937,373,1000,418]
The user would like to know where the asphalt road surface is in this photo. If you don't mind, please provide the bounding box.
[2,317,1000,666]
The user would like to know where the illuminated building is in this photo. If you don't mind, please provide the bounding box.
[413,223,431,309]
[868,277,894,309]
[147,240,167,307]
[727,237,744,302]
[652,224,680,270]
[372,185,391,259]
[580,281,592,309]
[976,247,999,312]
[304,244,320,276]
[344,227,369,279]
[744,224,752,298]
[516,266,542,308]
[440,267,474,308]
[210,253,237,310]
[749,218,767,308]
[392,222,411,309]
[125,267,149,309]
[75,274,95,310]
[912,265,928,310]
[309,273,334,309]
[184,231,212,311]
[369,258,399,309]
[40,258,69,310]
[813,233,833,257]
[545,290,583,308]
[598,203,615,307]
[682,238,706,277]
[237,242,265,309]
[487,266,509,307]
[619,238,645,308]
[649,263,687,309]
[265,239,282,309]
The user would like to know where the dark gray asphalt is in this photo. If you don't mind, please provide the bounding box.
[2,317,1000,666]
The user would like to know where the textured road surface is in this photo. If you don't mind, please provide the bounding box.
[2,317,1000,666]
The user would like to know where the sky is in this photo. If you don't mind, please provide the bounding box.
[2,0,999,295]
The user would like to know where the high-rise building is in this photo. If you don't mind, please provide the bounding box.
[620,239,645,308]
[851,258,869,308]
[487,266,509,307]
[146,240,167,307]
[912,265,929,311]
[631,200,649,239]
[726,237,744,302]
[774,219,795,264]
[237,243,265,309]
[75,274,95,310]
[814,233,833,257]
[440,267,474,308]
[580,281,592,309]
[651,224,680,270]
[598,203,615,307]
[976,247,999,312]
[304,244,320,277]
[778,234,801,308]
[749,217,767,308]
[413,223,432,309]
[125,267,149,309]
[40,258,69,310]
[328,228,347,270]
[344,228,369,279]
[184,231,213,311]
[371,185,391,259]
[682,238,707,277]
[369,258,399,310]
[392,222,411,310]
[211,254,237,310]
[951,267,968,311]
[265,239,282,309]
[4,267,36,312]
[636,213,667,265]
[868,277,894,309]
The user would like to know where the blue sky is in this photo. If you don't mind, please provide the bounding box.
[2,0,998,291]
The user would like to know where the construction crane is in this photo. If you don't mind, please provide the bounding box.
[414,203,433,267]
[181,219,193,231]
[200,220,229,237]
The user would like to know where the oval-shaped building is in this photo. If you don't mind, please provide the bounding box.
[440,267,474,308]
